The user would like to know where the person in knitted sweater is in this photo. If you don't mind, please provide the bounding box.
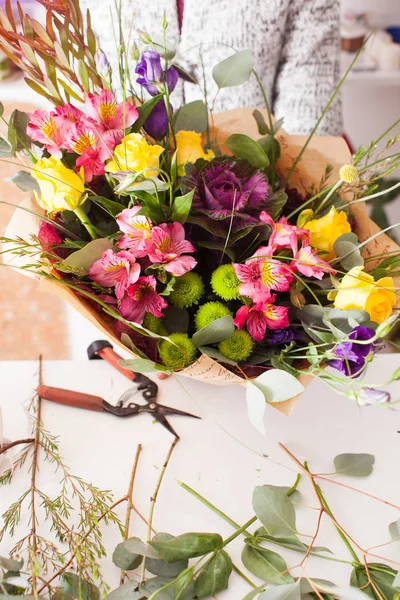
[80,0,342,135]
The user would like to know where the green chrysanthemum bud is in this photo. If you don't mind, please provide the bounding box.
[169,272,205,309]
[143,313,167,336]
[218,330,254,362]
[158,333,197,370]
[211,264,240,301]
[195,302,232,331]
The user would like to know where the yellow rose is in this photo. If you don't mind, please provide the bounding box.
[303,206,351,260]
[176,130,214,176]
[105,133,164,177]
[33,157,85,213]
[334,266,396,324]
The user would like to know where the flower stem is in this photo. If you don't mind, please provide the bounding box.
[74,206,97,239]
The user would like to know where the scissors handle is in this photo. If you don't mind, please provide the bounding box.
[37,385,105,412]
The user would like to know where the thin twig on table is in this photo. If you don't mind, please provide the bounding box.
[139,437,179,584]
[120,445,142,585]
[0,438,35,455]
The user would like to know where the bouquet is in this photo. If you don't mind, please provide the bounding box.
[1,0,399,424]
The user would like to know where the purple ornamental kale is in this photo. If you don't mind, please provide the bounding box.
[182,158,271,230]
[329,325,376,378]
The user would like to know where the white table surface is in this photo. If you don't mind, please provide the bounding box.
[1,356,400,598]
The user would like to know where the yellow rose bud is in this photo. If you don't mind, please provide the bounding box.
[303,206,351,260]
[339,164,358,184]
[105,133,164,177]
[32,157,85,213]
[334,266,396,324]
[175,130,214,176]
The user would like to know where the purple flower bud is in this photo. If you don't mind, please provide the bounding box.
[358,387,391,406]
[143,99,169,139]
[95,49,111,77]
[329,325,377,378]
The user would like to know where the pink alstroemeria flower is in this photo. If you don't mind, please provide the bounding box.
[88,249,140,300]
[293,245,335,280]
[234,300,290,341]
[145,222,197,276]
[65,119,112,182]
[234,246,293,301]
[260,212,309,255]
[85,90,138,147]
[119,275,168,323]
[116,207,152,257]
[27,110,70,157]
[53,103,85,123]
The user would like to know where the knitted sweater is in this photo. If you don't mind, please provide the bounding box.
[80,0,342,135]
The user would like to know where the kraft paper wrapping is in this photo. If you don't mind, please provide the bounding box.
[5,108,400,416]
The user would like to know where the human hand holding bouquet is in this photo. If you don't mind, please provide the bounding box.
[0,0,399,426]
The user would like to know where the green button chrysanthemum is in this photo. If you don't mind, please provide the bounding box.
[143,312,168,336]
[158,333,197,370]
[194,301,232,331]
[169,272,205,309]
[218,330,254,362]
[211,264,240,301]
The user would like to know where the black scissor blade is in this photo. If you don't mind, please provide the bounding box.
[154,413,180,439]
[155,403,201,419]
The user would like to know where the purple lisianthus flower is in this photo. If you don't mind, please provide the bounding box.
[357,387,391,406]
[265,327,300,345]
[181,158,271,231]
[329,325,376,378]
[136,50,178,96]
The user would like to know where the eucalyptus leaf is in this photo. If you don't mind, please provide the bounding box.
[141,576,194,600]
[0,557,24,571]
[192,316,235,347]
[149,532,223,563]
[111,537,159,560]
[334,453,375,477]
[253,109,269,135]
[199,346,237,366]
[225,133,270,169]
[334,238,364,271]
[389,518,400,542]
[2,576,29,589]
[169,189,194,224]
[8,109,30,155]
[60,239,113,276]
[241,544,294,584]
[145,533,189,578]
[153,35,176,60]
[112,538,143,571]
[259,581,300,600]
[393,571,400,588]
[212,49,254,88]
[106,581,145,600]
[246,381,266,435]
[251,369,305,404]
[195,550,233,598]
[175,100,208,133]
[0,138,12,157]
[132,94,164,132]
[120,358,170,374]
[11,171,40,193]
[252,485,297,537]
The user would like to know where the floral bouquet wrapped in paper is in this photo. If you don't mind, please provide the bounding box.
[1,0,399,424]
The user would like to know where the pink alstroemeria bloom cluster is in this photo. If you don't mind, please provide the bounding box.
[88,207,196,323]
[232,211,335,341]
[27,90,138,182]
